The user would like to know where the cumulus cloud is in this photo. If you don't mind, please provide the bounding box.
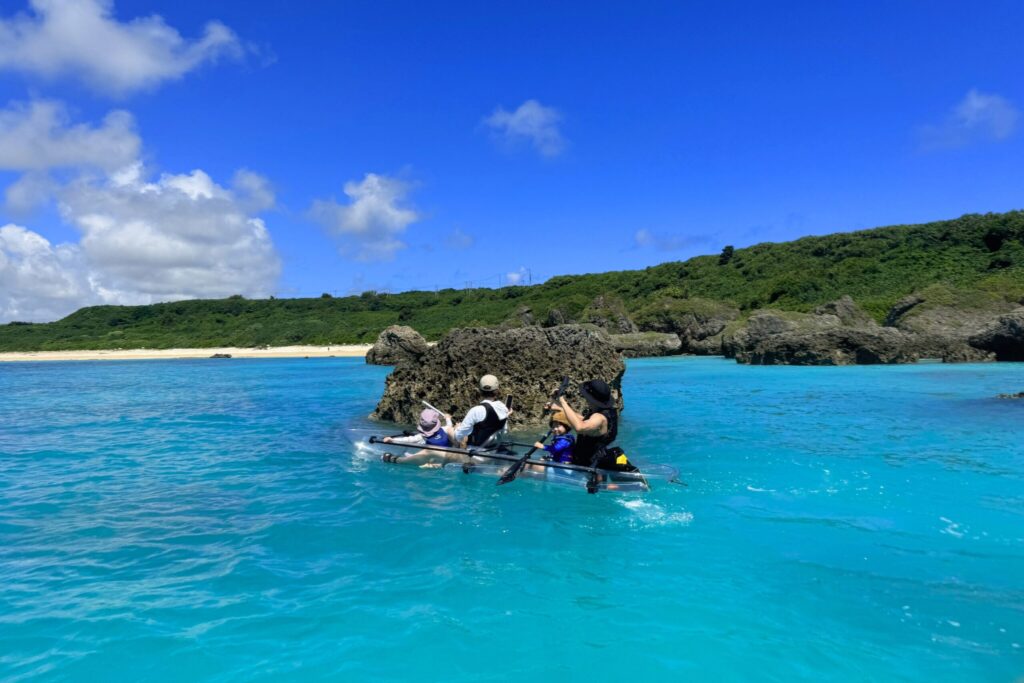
[484,99,565,157]
[0,164,280,322]
[634,229,712,251]
[919,89,1020,150]
[308,173,419,261]
[0,99,141,211]
[0,223,98,322]
[4,172,58,213]
[58,164,279,302]
[0,99,140,171]
[0,0,244,95]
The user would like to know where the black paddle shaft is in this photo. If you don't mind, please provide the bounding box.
[496,376,569,486]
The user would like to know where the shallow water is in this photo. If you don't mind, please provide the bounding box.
[1,357,1022,681]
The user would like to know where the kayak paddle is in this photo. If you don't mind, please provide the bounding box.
[496,376,569,486]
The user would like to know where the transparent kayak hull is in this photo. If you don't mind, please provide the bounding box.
[446,462,652,493]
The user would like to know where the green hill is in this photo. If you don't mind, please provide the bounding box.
[2,211,1023,351]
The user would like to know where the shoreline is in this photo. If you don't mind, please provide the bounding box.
[0,345,372,363]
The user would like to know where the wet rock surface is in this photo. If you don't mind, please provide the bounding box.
[371,325,625,428]
[365,325,429,366]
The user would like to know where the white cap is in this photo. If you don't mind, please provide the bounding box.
[479,374,499,391]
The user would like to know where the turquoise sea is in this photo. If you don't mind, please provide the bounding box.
[1,356,1023,682]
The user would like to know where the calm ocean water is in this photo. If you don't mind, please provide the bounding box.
[1,356,1022,682]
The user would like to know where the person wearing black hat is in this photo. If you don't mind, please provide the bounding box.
[548,379,619,469]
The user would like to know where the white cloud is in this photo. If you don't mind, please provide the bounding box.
[309,173,419,261]
[4,172,58,213]
[0,223,98,322]
[919,89,1019,150]
[0,165,281,322]
[505,266,527,285]
[58,164,280,303]
[0,99,140,171]
[0,0,243,95]
[484,99,565,157]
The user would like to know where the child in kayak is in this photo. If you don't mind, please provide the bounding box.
[381,409,457,465]
[533,410,575,464]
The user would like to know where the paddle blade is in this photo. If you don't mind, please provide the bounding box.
[496,457,527,485]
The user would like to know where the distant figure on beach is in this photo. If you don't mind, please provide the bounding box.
[454,374,510,449]
[548,379,625,469]
[380,409,458,466]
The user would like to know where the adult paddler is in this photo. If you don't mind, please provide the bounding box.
[453,374,510,449]
[548,379,619,469]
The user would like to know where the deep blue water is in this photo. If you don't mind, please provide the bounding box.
[1,356,1023,682]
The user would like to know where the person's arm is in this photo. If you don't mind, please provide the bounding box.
[556,396,606,436]
[383,434,426,445]
[454,405,484,442]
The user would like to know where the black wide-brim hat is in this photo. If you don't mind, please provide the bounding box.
[579,379,613,409]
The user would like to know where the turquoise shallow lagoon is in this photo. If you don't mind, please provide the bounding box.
[1,356,1023,681]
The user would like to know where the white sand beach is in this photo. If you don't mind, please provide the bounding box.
[0,345,372,362]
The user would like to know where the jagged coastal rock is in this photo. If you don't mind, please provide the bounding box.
[583,295,638,334]
[884,287,1015,361]
[723,301,917,365]
[365,325,430,366]
[372,325,625,428]
[969,308,1024,361]
[610,332,683,358]
[633,296,739,353]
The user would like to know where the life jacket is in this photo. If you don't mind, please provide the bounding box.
[425,429,450,448]
[468,401,507,447]
[572,407,618,467]
[546,434,575,463]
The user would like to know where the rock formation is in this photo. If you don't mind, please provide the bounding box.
[969,308,1024,361]
[371,325,625,428]
[610,332,683,358]
[582,294,638,334]
[723,302,917,365]
[885,287,1016,361]
[634,297,739,353]
[365,325,429,366]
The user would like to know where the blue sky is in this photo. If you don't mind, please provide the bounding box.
[0,0,1022,321]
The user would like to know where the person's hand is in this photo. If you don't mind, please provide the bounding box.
[383,436,393,443]
[507,408,515,418]
[533,441,544,449]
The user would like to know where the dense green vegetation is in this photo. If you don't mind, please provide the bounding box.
[3,211,1023,351]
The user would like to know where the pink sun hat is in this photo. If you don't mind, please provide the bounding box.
[417,409,442,436]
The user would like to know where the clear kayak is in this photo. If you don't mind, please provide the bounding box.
[447,461,655,492]
[350,430,679,494]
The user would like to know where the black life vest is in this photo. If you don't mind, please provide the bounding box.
[468,401,507,447]
[572,407,618,467]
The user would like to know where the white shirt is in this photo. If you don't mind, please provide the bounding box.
[454,400,509,442]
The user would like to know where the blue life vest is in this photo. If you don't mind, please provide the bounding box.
[546,434,575,463]
[425,430,450,448]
